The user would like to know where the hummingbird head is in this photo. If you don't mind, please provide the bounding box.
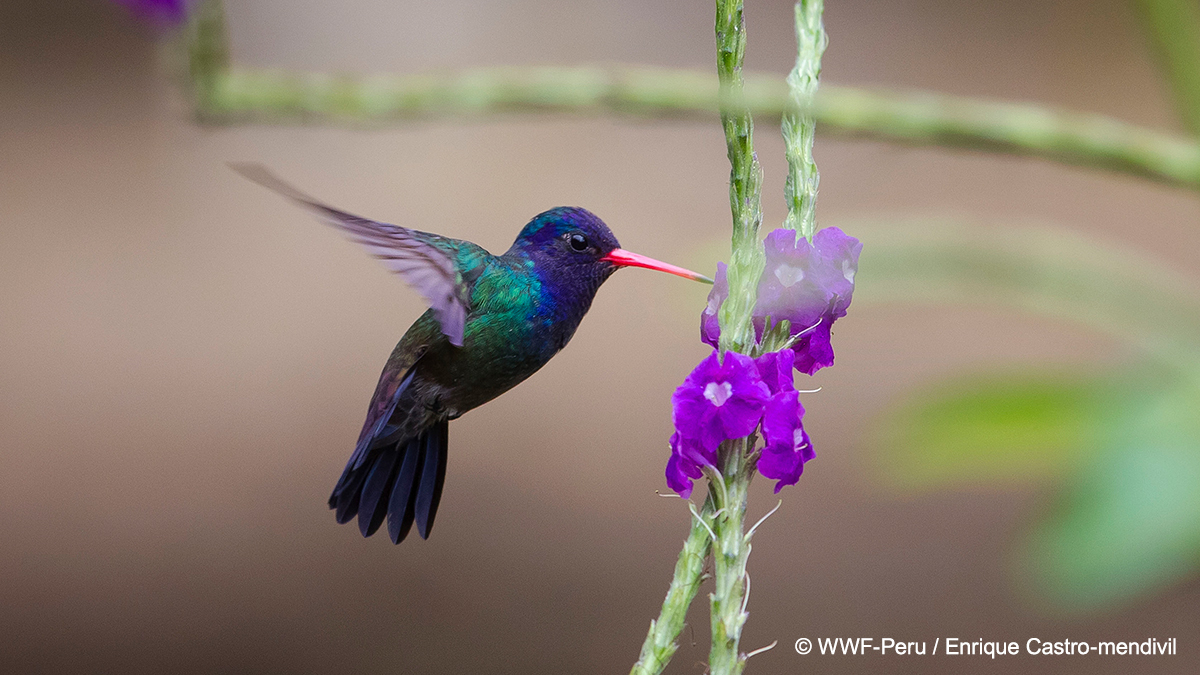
[508,207,713,292]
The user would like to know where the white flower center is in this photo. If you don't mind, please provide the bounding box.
[794,428,808,448]
[842,258,856,283]
[774,264,805,287]
[704,381,733,407]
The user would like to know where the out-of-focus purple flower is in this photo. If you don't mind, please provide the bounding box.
[667,350,770,497]
[756,227,861,375]
[754,349,814,492]
[698,227,860,375]
[114,0,190,26]
[700,262,727,349]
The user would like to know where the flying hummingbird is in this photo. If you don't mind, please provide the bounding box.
[234,165,712,544]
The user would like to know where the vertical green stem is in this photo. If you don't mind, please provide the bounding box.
[185,0,230,119]
[716,0,766,355]
[708,437,754,675]
[783,0,827,242]
[632,3,769,671]
[1134,0,1200,136]
[629,495,715,675]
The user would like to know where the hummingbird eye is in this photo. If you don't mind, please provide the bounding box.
[568,233,589,252]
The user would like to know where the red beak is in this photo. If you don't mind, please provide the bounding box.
[601,248,714,284]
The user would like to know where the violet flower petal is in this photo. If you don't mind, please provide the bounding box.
[700,262,728,349]
[666,452,700,498]
[755,349,796,395]
[754,227,861,375]
[792,319,835,375]
[671,350,770,453]
[761,389,803,451]
[758,424,815,492]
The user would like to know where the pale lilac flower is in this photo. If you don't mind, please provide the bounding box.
[700,227,860,374]
[700,262,728,349]
[756,227,861,374]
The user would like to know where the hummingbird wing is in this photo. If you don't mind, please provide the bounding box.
[232,163,476,346]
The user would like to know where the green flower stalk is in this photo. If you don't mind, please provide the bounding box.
[628,495,715,675]
[634,2,833,672]
[705,2,826,673]
[783,0,827,242]
[708,1,761,671]
[715,0,766,356]
[184,1,1200,193]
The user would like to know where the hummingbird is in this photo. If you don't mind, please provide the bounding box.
[234,165,712,544]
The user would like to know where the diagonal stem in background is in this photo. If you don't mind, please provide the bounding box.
[186,0,1200,193]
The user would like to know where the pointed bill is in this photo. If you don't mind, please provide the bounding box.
[602,248,714,284]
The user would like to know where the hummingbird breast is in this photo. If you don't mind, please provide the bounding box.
[407,256,602,418]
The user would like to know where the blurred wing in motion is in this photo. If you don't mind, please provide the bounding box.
[231,163,470,346]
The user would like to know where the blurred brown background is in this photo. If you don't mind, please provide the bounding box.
[2,0,1198,673]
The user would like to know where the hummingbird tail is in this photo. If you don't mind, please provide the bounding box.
[327,420,449,544]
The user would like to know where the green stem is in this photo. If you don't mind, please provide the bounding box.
[714,0,766,355]
[182,1,1200,193]
[629,495,715,675]
[708,438,753,675]
[707,1,767,670]
[185,0,229,115]
[783,0,827,241]
[1134,0,1200,136]
[193,67,1200,192]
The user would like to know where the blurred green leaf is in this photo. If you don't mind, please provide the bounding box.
[1018,384,1200,613]
[875,372,1114,492]
[854,220,1200,365]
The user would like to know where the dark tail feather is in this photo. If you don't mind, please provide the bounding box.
[329,456,370,524]
[357,449,400,537]
[386,420,448,543]
[329,421,449,544]
[414,420,449,540]
[386,437,422,543]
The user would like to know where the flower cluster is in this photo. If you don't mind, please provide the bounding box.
[666,349,813,497]
[670,227,859,497]
[701,227,861,374]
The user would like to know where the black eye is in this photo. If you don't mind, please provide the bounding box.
[568,233,589,252]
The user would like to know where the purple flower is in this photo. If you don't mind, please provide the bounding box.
[698,227,860,375]
[665,433,707,498]
[756,227,861,375]
[758,425,814,491]
[700,262,728,349]
[114,0,190,26]
[666,350,770,497]
[754,350,814,491]
[672,350,770,452]
[665,349,818,497]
